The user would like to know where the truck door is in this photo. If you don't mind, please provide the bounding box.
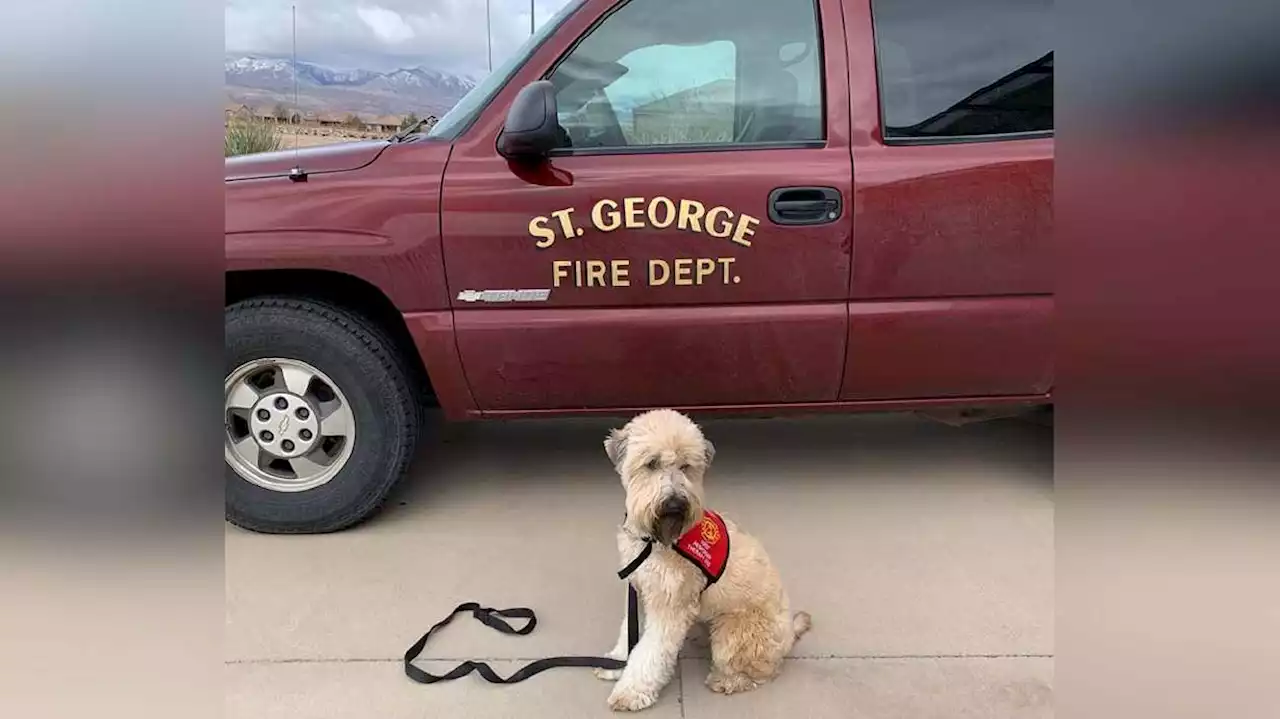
[838,0,1055,401]
[439,0,852,412]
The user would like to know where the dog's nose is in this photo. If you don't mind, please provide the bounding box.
[658,495,688,518]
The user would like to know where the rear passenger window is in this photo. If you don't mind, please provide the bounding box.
[871,0,1053,142]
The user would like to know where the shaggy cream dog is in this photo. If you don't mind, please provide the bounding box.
[595,409,811,712]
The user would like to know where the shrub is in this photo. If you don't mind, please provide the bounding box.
[225,115,282,157]
[399,112,420,131]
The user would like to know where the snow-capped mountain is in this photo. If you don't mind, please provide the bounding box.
[225,55,477,117]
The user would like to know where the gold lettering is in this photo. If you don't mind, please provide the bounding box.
[647,196,676,229]
[529,216,556,248]
[716,255,737,281]
[718,257,736,284]
[550,208,576,239]
[586,260,608,287]
[533,201,757,247]
[677,200,705,233]
[705,206,734,238]
[673,258,694,286]
[649,259,670,286]
[592,199,621,232]
[611,259,630,287]
[575,259,584,287]
[624,197,645,229]
[731,213,759,247]
[695,258,716,285]
[553,260,572,287]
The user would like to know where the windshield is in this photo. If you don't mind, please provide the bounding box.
[426,0,587,140]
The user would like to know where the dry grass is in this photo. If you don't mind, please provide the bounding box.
[273,126,389,148]
[224,115,282,156]
[223,124,392,153]
[224,110,438,155]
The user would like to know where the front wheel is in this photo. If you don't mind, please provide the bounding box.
[224,297,420,533]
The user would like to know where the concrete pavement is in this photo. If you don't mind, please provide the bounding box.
[226,412,1053,718]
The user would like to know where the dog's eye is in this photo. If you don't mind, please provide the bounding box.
[646,458,661,471]
[680,463,691,472]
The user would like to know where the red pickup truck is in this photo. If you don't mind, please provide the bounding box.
[225,0,1052,533]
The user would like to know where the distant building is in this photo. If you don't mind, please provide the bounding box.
[366,115,403,133]
[224,103,253,122]
[225,105,431,134]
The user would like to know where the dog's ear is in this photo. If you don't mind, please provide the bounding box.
[703,438,716,466]
[604,427,629,471]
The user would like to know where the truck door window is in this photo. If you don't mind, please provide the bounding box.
[870,0,1053,143]
[546,0,824,152]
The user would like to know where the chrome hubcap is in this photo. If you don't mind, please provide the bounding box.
[224,358,355,492]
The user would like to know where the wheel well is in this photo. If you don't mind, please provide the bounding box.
[225,269,435,404]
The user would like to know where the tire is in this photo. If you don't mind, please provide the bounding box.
[1023,404,1054,427]
[224,297,420,533]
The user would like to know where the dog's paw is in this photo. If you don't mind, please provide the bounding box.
[706,671,760,695]
[594,666,623,681]
[608,684,659,712]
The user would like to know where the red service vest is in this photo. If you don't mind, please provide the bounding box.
[673,509,730,585]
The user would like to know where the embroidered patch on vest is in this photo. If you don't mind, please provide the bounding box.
[673,510,730,585]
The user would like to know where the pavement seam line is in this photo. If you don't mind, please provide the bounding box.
[226,653,1054,665]
[677,659,686,719]
[793,653,1054,660]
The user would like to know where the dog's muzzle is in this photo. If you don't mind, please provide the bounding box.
[653,494,690,543]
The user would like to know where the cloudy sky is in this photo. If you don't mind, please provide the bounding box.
[225,0,575,79]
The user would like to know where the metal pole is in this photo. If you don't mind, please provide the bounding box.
[292,5,299,158]
[486,0,493,71]
[530,0,535,35]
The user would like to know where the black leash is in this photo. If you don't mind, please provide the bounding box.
[403,539,653,685]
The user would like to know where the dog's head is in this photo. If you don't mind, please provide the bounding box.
[604,409,716,544]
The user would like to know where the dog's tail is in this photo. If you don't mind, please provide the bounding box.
[791,611,812,641]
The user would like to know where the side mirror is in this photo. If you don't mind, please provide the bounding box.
[497,80,560,161]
